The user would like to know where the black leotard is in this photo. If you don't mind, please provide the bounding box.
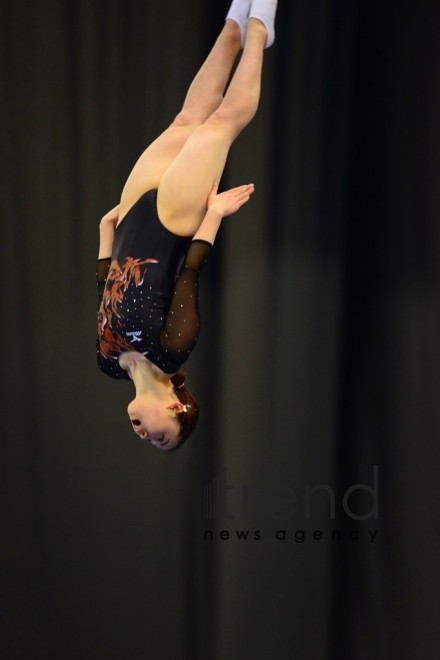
[96,189,212,379]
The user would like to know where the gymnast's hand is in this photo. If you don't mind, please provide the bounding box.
[100,204,120,227]
[207,183,255,218]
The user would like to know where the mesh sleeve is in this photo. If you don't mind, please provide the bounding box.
[159,240,212,361]
[96,258,110,370]
[96,258,111,311]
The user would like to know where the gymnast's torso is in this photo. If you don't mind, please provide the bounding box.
[96,189,196,379]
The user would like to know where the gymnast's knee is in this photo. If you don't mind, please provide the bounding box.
[204,106,251,136]
[172,109,204,129]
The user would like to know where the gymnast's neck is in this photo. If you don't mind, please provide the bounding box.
[118,352,175,395]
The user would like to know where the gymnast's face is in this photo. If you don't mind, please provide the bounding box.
[127,396,183,451]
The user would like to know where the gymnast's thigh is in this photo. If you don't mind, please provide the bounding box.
[117,121,200,225]
[156,120,235,236]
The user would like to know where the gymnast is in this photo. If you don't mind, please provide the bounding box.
[96,0,278,451]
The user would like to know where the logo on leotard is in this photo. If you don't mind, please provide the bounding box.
[126,330,143,343]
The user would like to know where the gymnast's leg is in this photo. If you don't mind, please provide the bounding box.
[117,16,243,224]
[157,8,275,237]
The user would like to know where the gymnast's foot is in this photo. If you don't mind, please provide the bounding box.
[249,0,278,48]
[226,0,252,47]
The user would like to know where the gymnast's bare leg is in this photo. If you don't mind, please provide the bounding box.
[157,16,268,236]
[117,3,274,238]
[116,19,242,228]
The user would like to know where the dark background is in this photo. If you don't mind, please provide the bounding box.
[1,1,439,658]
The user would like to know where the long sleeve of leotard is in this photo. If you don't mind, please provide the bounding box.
[96,258,111,311]
[96,258,111,370]
[159,239,212,361]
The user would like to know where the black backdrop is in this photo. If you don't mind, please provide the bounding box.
[1,1,439,659]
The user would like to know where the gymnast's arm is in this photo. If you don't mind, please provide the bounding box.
[159,183,254,359]
[159,239,212,360]
[96,206,120,368]
[98,204,119,259]
[96,204,120,307]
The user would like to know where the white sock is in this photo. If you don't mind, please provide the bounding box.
[249,0,278,48]
[226,0,252,48]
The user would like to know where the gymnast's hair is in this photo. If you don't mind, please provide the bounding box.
[170,371,199,449]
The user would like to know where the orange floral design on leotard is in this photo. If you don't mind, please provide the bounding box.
[97,256,158,361]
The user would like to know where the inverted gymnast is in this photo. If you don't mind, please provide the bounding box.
[96,0,278,451]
